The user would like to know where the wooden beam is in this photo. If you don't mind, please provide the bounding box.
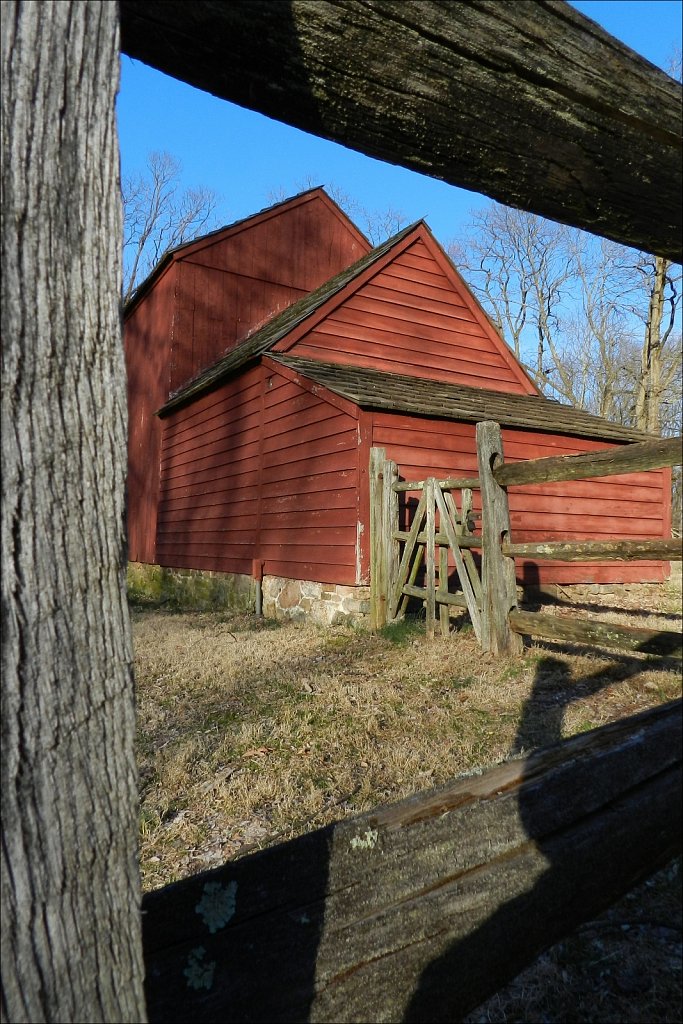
[503,539,683,561]
[393,476,480,493]
[119,0,682,260]
[141,701,682,1023]
[369,447,387,629]
[509,610,682,657]
[494,435,682,488]
[476,422,522,655]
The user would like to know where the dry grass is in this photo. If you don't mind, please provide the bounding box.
[133,576,682,1021]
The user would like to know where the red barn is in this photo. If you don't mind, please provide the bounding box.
[124,189,671,622]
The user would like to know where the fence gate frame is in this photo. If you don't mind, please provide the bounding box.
[369,447,482,639]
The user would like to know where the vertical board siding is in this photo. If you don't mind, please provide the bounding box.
[260,371,360,584]
[287,238,536,393]
[124,264,177,563]
[372,412,669,584]
[169,195,369,391]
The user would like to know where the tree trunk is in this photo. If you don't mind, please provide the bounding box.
[1,3,146,1021]
[635,256,669,434]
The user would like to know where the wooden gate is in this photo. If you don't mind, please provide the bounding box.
[369,448,482,639]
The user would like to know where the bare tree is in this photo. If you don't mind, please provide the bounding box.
[2,3,146,1020]
[123,150,219,302]
[267,178,408,245]
[451,206,682,436]
[448,207,579,402]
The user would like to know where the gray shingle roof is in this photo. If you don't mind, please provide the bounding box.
[271,355,651,443]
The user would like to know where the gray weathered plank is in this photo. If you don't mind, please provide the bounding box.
[503,539,682,561]
[119,1,682,259]
[509,610,682,657]
[494,435,682,488]
[476,422,523,655]
[141,701,682,1023]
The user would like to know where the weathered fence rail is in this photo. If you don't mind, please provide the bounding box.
[142,700,682,1023]
[370,427,682,657]
[476,422,683,656]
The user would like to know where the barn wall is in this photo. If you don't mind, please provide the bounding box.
[169,195,369,391]
[155,366,361,586]
[156,365,264,574]
[371,412,670,585]
[260,367,360,585]
[286,237,535,394]
[124,262,178,563]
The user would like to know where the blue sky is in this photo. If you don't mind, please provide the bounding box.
[117,1,682,249]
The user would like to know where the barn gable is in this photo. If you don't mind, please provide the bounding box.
[125,187,369,563]
[161,220,538,414]
[278,226,537,394]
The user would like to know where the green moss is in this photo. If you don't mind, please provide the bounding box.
[127,562,255,612]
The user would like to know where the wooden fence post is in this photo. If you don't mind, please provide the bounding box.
[425,478,436,639]
[476,422,523,655]
[382,457,399,621]
[370,447,387,629]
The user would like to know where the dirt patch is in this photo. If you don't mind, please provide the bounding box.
[133,577,681,1021]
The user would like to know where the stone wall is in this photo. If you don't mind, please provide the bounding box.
[127,562,371,624]
[262,576,370,626]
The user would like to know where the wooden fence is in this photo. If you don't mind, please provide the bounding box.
[370,425,682,658]
[142,700,681,1023]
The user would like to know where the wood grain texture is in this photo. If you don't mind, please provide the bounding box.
[494,435,682,487]
[141,701,682,1023]
[509,610,682,657]
[476,422,523,654]
[119,0,682,259]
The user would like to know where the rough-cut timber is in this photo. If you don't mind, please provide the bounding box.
[494,434,682,487]
[141,701,682,1023]
[119,0,682,260]
[476,422,522,655]
[509,610,682,658]
[503,539,683,561]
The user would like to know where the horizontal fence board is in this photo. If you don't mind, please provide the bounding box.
[509,610,682,657]
[503,540,682,562]
[141,702,682,1023]
[495,436,681,487]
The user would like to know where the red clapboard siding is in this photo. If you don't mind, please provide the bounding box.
[371,412,669,585]
[156,365,361,584]
[260,368,360,584]
[167,193,370,392]
[286,237,535,394]
[156,366,264,572]
[125,190,369,563]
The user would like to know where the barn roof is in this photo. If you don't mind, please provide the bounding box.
[270,356,650,444]
[157,219,651,444]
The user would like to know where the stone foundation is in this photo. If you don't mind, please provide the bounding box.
[262,576,371,626]
[127,562,371,624]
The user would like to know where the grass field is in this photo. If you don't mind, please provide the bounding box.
[133,577,682,1022]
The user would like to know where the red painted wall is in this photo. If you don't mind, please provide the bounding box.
[156,366,361,585]
[371,412,669,585]
[125,263,178,563]
[125,191,368,564]
[285,234,536,394]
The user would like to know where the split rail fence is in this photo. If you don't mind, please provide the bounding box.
[370,423,682,658]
